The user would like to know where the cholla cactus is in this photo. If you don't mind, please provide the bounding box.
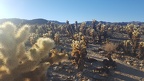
[89,29,97,42]
[71,39,87,70]
[40,48,68,65]
[125,25,132,32]
[79,22,86,35]
[29,33,39,45]
[132,30,140,40]
[137,42,144,59]
[54,33,60,45]
[81,36,88,47]
[131,29,140,55]
[123,40,132,55]
[73,33,79,40]
[29,36,35,45]
[123,40,131,47]
[0,22,30,70]
[85,27,91,36]
[89,29,95,36]
[0,22,57,81]
[92,19,96,31]
[125,24,133,39]
[100,24,105,32]
[125,24,141,56]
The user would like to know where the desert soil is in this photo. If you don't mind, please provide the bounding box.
[46,35,144,81]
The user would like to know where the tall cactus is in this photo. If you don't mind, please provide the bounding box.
[75,21,79,33]
[92,19,96,31]
[131,29,140,55]
[80,22,86,35]
[137,42,144,59]
[124,24,141,56]
[66,20,69,25]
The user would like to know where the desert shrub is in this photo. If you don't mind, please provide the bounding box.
[103,42,117,53]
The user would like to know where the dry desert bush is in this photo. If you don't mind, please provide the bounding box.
[103,42,117,53]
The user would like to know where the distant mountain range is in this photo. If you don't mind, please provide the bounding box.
[0,18,65,25]
[0,18,144,26]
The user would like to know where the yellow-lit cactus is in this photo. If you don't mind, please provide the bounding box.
[0,22,59,81]
[123,40,131,47]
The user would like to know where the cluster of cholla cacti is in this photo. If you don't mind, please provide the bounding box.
[116,24,144,59]
[1,19,143,80]
[1,19,144,80]
[23,20,144,60]
[0,22,68,81]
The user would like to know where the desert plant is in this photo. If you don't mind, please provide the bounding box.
[71,39,87,70]
[96,24,107,43]
[92,19,96,31]
[125,24,141,56]
[75,21,79,33]
[123,40,132,55]
[103,42,117,53]
[89,28,97,43]
[131,30,140,55]
[0,22,67,81]
[137,42,144,59]
[40,48,68,65]
[54,33,60,45]
[73,33,79,40]
[80,22,86,35]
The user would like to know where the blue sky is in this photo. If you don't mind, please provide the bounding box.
[0,0,144,23]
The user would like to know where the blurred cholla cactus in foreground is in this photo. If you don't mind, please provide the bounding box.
[40,48,68,65]
[0,22,55,81]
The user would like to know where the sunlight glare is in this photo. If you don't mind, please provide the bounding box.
[0,1,10,19]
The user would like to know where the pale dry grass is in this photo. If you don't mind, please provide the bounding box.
[103,42,117,52]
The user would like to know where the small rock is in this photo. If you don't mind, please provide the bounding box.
[53,66,58,71]
[99,51,105,54]
[126,61,131,65]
